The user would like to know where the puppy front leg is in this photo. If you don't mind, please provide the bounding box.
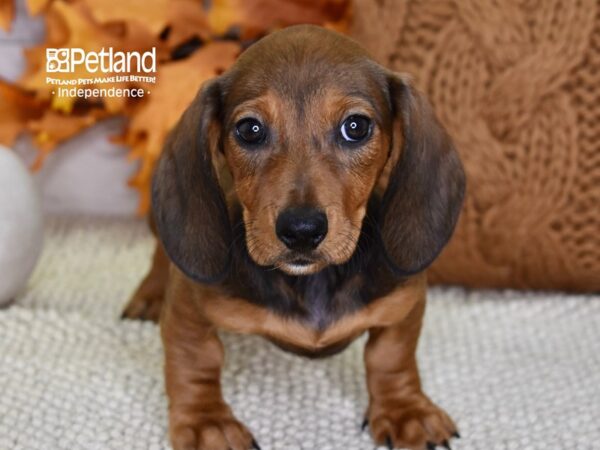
[364,298,458,450]
[162,287,258,450]
[122,216,168,322]
[122,239,169,321]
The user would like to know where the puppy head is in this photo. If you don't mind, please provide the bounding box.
[153,25,465,282]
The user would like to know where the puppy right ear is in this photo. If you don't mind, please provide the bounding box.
[151,78,231,283]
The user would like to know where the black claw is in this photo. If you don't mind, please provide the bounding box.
[426,442,436,450]
[385,436,394,449]
[361,418,369,431]
[442,440,451,449]
[251,438,262,450]
[452,431,461,439]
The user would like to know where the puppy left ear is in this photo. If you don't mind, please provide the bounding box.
[380,73,466,276]
[151,78,232,283]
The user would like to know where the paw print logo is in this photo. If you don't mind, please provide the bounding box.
[46,48,70,73]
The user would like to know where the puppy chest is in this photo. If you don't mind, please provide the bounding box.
[212,289,372,355]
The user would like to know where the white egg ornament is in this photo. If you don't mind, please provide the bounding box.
[0,145,44,305]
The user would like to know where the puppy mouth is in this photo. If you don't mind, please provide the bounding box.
[290,257,313,266]
[279,256,322,275]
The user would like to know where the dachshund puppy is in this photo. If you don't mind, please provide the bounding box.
[123,25,465,450]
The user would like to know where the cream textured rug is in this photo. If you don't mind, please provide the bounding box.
[1,217,599,450]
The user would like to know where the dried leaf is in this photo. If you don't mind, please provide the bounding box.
[20,0,156,113]
[324,1,352,34]
[0,81,46,146]
[20,1,117,111]
[124,41,240,212]
[28,108,107,169]
[0,0,14,30]
[165,0,211,49]
[80,0,169,35]
[209,0,350,38]
[26,0,51,15]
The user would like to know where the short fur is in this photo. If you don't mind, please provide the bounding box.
[123,25,465,450]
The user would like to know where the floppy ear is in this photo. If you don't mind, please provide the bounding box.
[380,74,466,277]
[151,78,231,283]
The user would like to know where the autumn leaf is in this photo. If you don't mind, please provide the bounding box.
[27,108,109,169]
[80,0,169,35]
[20,0,158,114]
[20,1,117,111]
[0,82,106,165]
[209,0,350,38]
[0,81,46,147]
[123,41,240,212]
[165,0,211,49]
[0,0,14,30]
[26,0,51,15]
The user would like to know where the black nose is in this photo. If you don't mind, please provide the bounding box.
[276,207,328,251]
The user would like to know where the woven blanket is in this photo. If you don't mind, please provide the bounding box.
[1,217,599,450]
[351,0,600,291]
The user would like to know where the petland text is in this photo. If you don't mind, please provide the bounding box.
[46,47,156,74]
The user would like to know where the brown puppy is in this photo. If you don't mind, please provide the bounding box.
[123,25,465,450]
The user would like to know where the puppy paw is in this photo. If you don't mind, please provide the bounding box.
[171,413,260,450]
[121,288,164,322]
[364,395,458,450]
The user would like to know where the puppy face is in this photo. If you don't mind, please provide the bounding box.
[152,25,465,284]
[222,58,392,275]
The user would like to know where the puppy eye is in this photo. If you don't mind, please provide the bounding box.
[340,115,371,143]
[235,118,267,146]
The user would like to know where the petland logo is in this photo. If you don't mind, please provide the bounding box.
[46,47,157,101]
[46,47,156,73]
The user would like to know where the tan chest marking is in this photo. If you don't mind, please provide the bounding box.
[191,273,426,353]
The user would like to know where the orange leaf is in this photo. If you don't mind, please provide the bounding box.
[0,81,46,146]
[324,0,352,34]
[165,0,211,49]
[20,1,117,111]
[27,108,107,168]
[20,0,157,114]
[208,0,350,38]
[80,0,169,35]
[123,41,240,213]
[26,0,52,15]
[0,0,14,30]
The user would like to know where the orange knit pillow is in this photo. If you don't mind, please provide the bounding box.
[352,0,600,291]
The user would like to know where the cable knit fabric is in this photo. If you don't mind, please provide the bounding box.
[352,0,600,291]
[1,217,600,450]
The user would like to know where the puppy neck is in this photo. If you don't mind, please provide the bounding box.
[224,196,403,329]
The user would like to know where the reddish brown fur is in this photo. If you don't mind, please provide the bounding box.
[122,217,169,321]
[225,88,389,271]
[123,25,464,450]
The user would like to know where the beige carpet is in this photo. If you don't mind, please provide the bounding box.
[1,216,599,450]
